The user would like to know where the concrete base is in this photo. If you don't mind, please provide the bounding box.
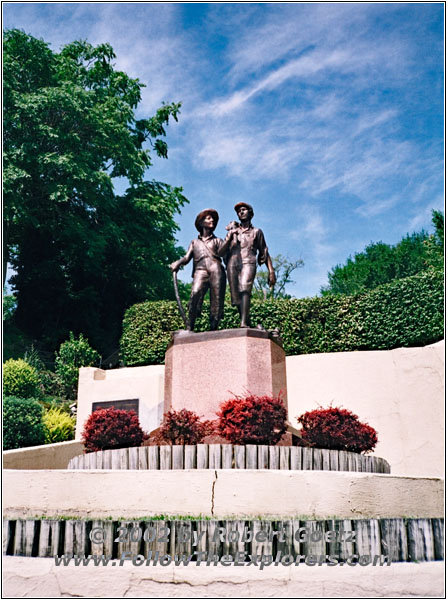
[2,557,445,598]
[4,469,443,520]
[164,328,288,420]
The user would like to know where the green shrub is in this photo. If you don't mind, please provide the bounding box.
[120,269,444,365]
[43,406,76,444]
[23,345,66,399]
[3,358,41,398]
[38,369,66,400]
[3,396,46,450]
[55,332,100,399]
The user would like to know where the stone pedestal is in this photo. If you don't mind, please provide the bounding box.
[164,328,288,420]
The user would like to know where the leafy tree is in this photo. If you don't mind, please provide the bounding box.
[253,255,304,299]
[424,210,444,270]
[4,30,187,354]
[54,332,100,399]
[3,289,16,321]
[321,211,443,296]
[431,209,444,247]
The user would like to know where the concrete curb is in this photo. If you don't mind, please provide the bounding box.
[2,556,445,598]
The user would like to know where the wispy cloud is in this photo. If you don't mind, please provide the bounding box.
[405,196,444,234]
[4,2,443,298]
[183,2,440,226]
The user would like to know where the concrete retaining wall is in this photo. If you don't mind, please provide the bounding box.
[75,364,164,439]
[286,340,444,478]
[75,341,444,478]
[3,469,443,520]
[3,440,84,470]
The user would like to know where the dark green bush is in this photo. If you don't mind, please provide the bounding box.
[120,268,444,366]
[3,397,46,450]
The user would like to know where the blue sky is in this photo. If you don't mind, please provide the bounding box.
[4,2,444,297]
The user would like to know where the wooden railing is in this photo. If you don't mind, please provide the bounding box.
[68,444,391,473]
[3,517,443,562]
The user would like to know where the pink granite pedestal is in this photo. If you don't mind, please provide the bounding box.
[164,328,288,421]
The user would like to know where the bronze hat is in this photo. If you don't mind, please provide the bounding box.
[234,202,254,217]
[195,208,219,233]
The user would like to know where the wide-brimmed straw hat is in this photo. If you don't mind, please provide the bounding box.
[195,208,219,232]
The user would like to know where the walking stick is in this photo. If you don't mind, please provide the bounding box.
[172,270,188,329]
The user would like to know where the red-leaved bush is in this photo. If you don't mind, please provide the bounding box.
[157,409,215,445]
[82,407,145,453]
[217,394,287,445]
[297,406,378,454]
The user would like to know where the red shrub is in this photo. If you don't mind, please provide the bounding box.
[158,409,215,445]
[82,407,145,453]
[297,406,378,454]
[217,394,287,445]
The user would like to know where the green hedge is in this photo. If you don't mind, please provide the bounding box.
[120,268,444,366]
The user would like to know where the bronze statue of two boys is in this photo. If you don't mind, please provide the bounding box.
[170,203,276,331]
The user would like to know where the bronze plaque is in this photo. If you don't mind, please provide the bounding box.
[92,399,139,415]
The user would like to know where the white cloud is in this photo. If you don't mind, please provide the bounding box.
[4,2,442,298]
[224,3,409,86]
[177,4,433,226]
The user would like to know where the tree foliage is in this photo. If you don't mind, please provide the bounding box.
[253,255,304,300]
[321,210,443,296]
[54,332,100,399]
[4,30,187,354]
[3,289,17,321]
[423,210,444,271]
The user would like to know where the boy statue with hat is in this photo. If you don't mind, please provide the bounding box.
[225,202,276,327]
[170,208,234,331]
